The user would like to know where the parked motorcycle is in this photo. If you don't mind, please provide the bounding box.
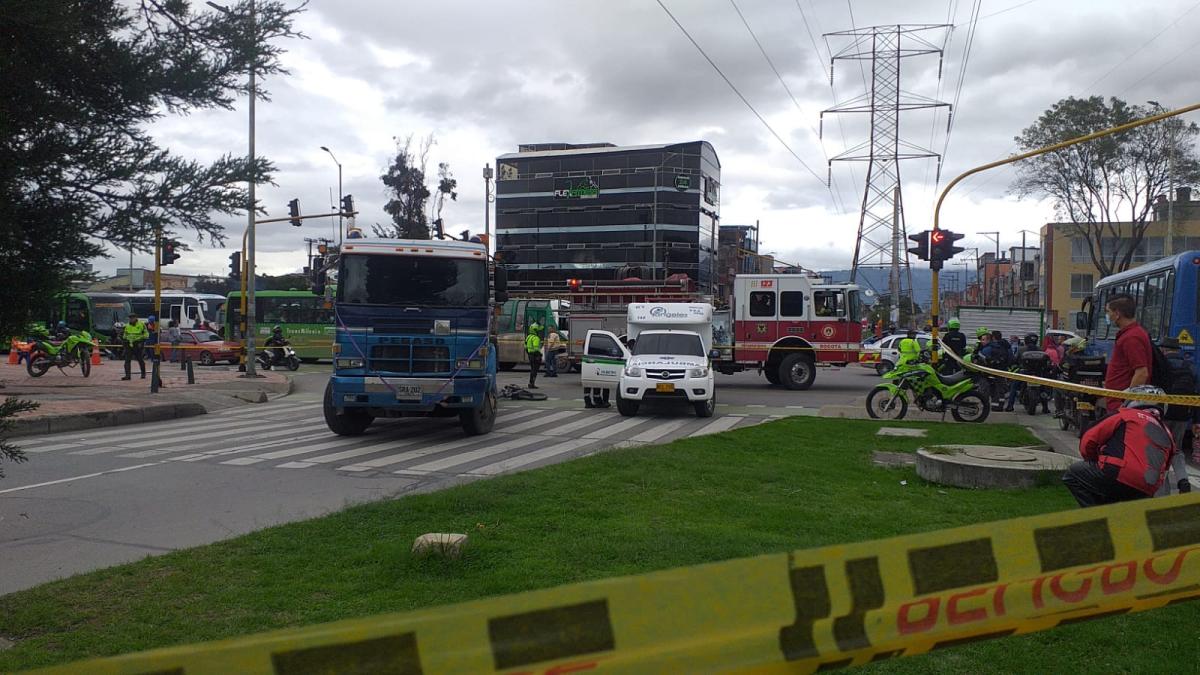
[865,355,990,423]
[1016,350,1056,416]
[26,329,96,378]
[256,343,300,371]
[1053,352,1106,437]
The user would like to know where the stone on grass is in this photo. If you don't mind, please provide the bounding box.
[876,427,927,438]
[412,533,468,559]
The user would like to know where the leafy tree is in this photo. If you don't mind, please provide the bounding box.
[0,398,38,479]
[376,134,433,239]
[431,162,458,234]
[1012,97,1200,277]
[1,0,303,341]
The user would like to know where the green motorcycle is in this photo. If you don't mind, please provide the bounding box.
[865,356,990,422]
[26,329,96,378]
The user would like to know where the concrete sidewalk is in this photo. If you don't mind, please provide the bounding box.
[0,360,291,437]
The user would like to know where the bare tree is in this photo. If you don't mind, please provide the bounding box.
[1012,97,1200,277]
[431,162,458,237]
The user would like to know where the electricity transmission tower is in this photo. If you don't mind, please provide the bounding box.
[821,24,950,323]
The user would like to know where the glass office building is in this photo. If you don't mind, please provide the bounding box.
[495,141,721,292]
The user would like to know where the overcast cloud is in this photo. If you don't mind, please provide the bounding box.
[97,0,1200,280]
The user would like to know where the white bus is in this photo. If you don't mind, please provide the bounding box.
[117,291,226,330]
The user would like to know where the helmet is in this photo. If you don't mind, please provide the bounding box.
[57,320,67,328]
[147,314,156,322]
[976,327,989,338]
[272,325,282,333]
[1064,336,1086,353]
[1024,333,1038,347]
[947,318,960,329]
[1122,385,1166,413]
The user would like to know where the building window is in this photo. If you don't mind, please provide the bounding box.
[1070,273,1093,298]
[749,291,776,317]
[1070,237,1089,263]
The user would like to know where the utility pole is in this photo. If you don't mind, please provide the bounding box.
[823,23,950,307]
[980,232,1000,306]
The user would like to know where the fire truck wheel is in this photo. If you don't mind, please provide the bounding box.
[764,368,781,385]
[779,354,816,390]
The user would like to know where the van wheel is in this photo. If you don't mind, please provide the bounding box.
[498,362,516,371]
[616,392,639,417]
[323,383,373,436]
[694,394,715,418]
[780,354,816,390]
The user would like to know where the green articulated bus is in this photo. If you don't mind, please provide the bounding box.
[224,290,334,361]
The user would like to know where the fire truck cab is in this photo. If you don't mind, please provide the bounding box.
[726,275,863,389]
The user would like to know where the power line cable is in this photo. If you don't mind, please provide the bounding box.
[935,0,981,193]
[1086,0,1200,92]
[728,0,847,214]
[654,0,830,189]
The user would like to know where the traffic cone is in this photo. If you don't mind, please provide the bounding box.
[7,340,18,365]
[91,347,102,366]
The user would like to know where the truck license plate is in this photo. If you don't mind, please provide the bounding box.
[1076,401,1093,411]
[656,383,675,393]
[395,385,422,401]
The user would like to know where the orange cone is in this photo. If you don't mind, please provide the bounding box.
[91,347,102,366]
[7,339,17,365]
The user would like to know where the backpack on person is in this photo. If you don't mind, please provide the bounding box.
[1151,342,1197,421]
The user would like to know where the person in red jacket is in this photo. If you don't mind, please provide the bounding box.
[1062,385,1177,507]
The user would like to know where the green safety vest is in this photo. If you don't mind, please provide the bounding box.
[123,320,149,344]
[525,333,542,353]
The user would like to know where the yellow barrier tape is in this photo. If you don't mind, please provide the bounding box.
[936,341,1200,407]
[31,494,1200,674]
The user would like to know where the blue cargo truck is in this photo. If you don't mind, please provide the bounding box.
[319,238,506,436]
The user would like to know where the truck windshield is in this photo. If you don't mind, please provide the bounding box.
[338,255,487,307]
[633,333,704,357]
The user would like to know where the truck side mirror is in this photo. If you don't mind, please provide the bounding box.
[494,266,508,303]
[1075,312,1088,331]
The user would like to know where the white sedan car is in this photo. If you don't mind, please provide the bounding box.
[859,333,932,375]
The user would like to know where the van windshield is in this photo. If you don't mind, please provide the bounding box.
[632,333,704,357]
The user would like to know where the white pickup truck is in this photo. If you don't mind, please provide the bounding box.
[581,303,716,418]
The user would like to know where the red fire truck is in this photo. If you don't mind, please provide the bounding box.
[721,274,864,389]
[554,273,863,389]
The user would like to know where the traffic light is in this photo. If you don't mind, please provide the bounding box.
[229,251,241,280]
[929,228,965,269]
[907,230,930,261]
[340,194,354,216]
[288,198,301,227]
[161,239,181,265]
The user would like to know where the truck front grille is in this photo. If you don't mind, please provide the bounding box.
[370,344,451,374]
[645,369,687,381]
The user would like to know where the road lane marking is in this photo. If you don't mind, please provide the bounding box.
[0,462,164,495]
[688,416,743,437]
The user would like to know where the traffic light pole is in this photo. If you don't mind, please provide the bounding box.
[928,101,1200,366]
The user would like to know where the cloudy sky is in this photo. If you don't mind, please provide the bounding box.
[98,0,1200,284]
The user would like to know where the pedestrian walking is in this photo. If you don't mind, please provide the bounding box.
[121,313,149,380]
[544,329,561,378]
[1101,293,1153,414]
[167,320,182,363]
[525,321,544,389]
[1063,385,1179,507]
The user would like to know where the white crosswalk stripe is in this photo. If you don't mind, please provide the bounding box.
[581,415,655,439]
[339,433,543,472]
[392,435,546,475]
[688,416,743,437]
[120,422,330,458]
[469,438,596,476]
[230,428,459,467]
[537,411,619,437]
[626,418,693,444]
[68,416,277,455]
[499,409,586,434]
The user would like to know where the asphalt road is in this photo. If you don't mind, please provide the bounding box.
[0,364,876,595]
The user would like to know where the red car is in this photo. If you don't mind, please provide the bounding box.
[160,329,242,365]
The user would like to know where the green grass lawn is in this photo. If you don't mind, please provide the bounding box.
[0,417,1195,672]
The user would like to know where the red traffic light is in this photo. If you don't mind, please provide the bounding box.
[930,230,945,245]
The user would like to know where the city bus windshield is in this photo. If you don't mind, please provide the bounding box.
[338,254,487,307]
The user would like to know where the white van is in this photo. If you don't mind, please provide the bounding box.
[581,303,717,418]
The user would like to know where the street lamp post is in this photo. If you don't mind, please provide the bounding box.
[320,146,343,246]
[483,164,494,251]
[207,0,259,377]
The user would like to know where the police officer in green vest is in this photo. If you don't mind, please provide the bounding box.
[525,321,544,389]
[896,329,921,369]
[121,313,149,380]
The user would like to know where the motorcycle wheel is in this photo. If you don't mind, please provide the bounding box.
[27,355,51,377]
[951,391,990,423]
[1022,388,1037,416]
[866,386,908,420]
[1053,392,1071,431]
[287,356,300,371]
[257,355,272,371]
[78,347,91,378]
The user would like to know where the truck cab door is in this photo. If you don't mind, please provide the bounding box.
[581,330,628,406]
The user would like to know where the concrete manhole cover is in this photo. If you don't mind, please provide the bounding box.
[961,448,1040,463]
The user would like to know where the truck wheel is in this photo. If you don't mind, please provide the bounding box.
[616,392,639,417]
[498,362,516,372]
[779,354,816,390]
[694,393,715,418]
[764,368,780,385]
[323,383,372,436]
[460,391,497,435]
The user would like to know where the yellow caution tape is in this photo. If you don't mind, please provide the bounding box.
[30,494,1200,674]
[936,341,1200,407]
